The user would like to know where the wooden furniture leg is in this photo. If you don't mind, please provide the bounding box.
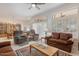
[30,45,31,55]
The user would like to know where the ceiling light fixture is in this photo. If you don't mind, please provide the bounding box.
[28,3,45,10]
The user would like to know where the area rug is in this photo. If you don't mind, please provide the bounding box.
[15,46,44,56]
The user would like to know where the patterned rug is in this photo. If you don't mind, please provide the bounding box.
[15,46,44,56]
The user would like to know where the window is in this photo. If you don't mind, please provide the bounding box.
[32,22,47,37]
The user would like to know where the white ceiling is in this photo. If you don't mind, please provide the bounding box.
[0,3,63,17]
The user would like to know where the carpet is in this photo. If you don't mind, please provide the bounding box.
[15,46,44,56]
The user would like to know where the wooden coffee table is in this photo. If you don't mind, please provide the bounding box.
[30,43,59,56]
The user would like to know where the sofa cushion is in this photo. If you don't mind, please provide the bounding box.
[60,33,72,40]
[0,51,16,56]
[52,32,60,39]
[0,46,12,53]
[50,39,73,45]
[67,40,73,45]
[49,39,67,44]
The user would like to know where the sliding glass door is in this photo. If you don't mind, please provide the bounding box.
[32,22,47,38]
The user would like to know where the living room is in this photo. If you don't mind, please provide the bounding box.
[0,3,79,56]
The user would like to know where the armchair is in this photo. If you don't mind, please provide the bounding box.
[13,31,27,44]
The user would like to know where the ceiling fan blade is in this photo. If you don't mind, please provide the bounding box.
[28,3,44,10]
[28,6,32,9]
[32,3,45,5]
[36,5,40,10]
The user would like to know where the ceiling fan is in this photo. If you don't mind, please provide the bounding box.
[28,3,45,10]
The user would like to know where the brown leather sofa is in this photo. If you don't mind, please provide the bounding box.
[46,32,73,52]
[0,41,16,56]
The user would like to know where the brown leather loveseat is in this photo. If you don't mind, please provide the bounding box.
[0,41,16,56]
[46,32,73,52]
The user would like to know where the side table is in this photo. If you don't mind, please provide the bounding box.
[41,36,51,44]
